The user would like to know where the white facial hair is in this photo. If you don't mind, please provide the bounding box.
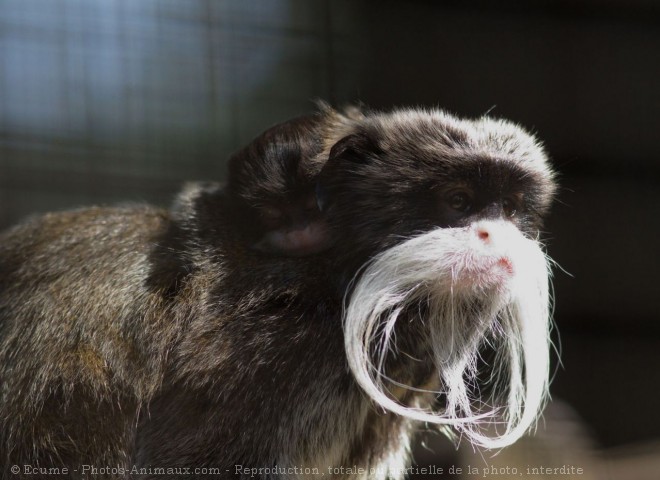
[343,220,552,449]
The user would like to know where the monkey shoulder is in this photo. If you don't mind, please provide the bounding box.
[1,203,169,245]
[0,204,170,288]
[0,205,177,396]
[0,205,179,468]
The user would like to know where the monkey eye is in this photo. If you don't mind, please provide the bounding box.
[502,196,519,217]
[447,191,472,212]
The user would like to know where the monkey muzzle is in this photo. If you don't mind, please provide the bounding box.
[343,220,552,449]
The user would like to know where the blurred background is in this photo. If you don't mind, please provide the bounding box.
[1,0,659,478]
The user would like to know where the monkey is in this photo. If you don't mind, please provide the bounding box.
[0,104,556,479]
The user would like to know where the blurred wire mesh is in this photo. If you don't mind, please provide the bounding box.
[0,0,360,228]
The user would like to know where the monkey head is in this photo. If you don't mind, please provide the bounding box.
[316,109,554,262]
[311,108,557,448]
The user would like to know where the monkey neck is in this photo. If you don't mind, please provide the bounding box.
[141,254,434,475]
[141,215,436,474]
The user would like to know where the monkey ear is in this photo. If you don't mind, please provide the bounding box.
[327,131,381,166]
[315,131,381,213]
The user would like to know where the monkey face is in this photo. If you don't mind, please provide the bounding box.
[315,109,556,449]
[316,111,555,265]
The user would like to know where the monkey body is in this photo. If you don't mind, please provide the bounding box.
[0,207,174,471]
[0,106,556,479]
[0,205,422,478]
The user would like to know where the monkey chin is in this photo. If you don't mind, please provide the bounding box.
[343,220,552,450]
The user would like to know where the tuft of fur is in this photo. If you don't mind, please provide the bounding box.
[344,220,552,449]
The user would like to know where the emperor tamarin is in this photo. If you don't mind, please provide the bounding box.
[0,105,557,479]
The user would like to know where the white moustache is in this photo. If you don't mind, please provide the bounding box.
[343,220,552,449]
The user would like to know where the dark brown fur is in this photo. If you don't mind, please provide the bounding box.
[0,106,555,479]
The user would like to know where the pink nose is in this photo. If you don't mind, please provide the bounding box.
[477,228,490,242]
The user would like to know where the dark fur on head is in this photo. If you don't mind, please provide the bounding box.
[0,104,556,479]
[318,108,554,274]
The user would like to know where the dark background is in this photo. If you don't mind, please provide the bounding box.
[1,0,659,461]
